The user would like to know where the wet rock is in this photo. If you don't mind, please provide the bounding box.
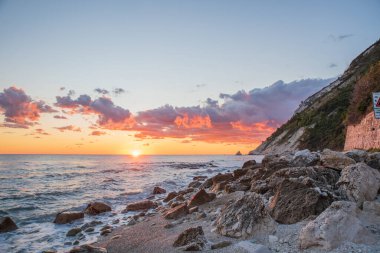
[153,186,166,194]
[164,203,189,219]
[69,244,107,253]
[42,250,57,253]
[233,168,248,179]
[365,152,380,170]
[163,192,178,202]
[66,227,82,236]
[337,162,380,205]
[345,149,368,162]
[211,181,228,192]
[269,178,333,224]
[81,220,102,230]
[193,176,207,181]
[54,212,84,224]
[291,149,320,166]
[188,181,202,188]
[216,193,275,238]
[100,229,112,236]
[210,241,232,249]
[320,149,355,170]
[242,160,256,169]
[173,226,206,251]
[299,201,376,250]
[174,194,186,202]
[188,189,216,208]
[178,188,194,195]
[125,200,157,212]
[199,178,213,189]
[0,216,18,233]
[126,217,137,226]
[85,202,111,215]
[100,225,112,231]
[84,227,94,233]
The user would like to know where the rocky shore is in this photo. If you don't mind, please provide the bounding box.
[11,149,379,253]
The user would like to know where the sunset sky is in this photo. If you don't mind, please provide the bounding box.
[1,0,379,155]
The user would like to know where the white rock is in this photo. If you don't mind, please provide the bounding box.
[233,241,271,253]
[337,163,380,204]
[299,201,375,250]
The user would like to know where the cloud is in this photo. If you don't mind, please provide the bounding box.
[113,88,125,95]
[94,88,109,95]
[55,125,81,132]
[90,130,106,136]
[54,115,67,119]
[196,83,207,88]
[0,86,56,128]
[131,78,333,144]
[35,128,50,135]
[55,93,134,130]
[329,63,337,68]
[329,34,354,42]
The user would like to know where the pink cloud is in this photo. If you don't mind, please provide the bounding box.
[0,87,56,128]
[90,130,106,136]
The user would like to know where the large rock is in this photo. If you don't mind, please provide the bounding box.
[125,200,157,212]
[261,153,292,170]
[299,201,376,250]
[85,202,111,215]
[320,149,355,170]
[164,203,189,219]
[365,152,380,170]
[345,149,368,163]
[212,173,233,185]
[0,217,18,233]
[69,244,107,253]
[337,162,380,205]
[242,160,256,169]
[291,149,320,167]
[173,226,206,251]
[268,178,333,224]
[163,192,178,202]
[216,193,275,238]
[188,189,216,208]
[54,212,84,224]
[153,186,166,194]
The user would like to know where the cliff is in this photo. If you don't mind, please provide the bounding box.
[250,39,380,154]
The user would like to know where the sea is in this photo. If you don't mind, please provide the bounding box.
[0,154,263,253]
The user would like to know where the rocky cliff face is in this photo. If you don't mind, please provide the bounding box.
[251,39,380,155]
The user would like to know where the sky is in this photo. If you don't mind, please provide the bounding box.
[0,0,379,155]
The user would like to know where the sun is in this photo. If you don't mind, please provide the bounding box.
[131,150,141,157]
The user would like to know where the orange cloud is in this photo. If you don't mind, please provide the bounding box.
[174,114,212,129]
[90,130,106,136]
[55,125,81,132]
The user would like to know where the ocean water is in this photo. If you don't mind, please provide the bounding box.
[0,154,263,253]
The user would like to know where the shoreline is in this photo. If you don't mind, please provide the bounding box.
[67,149,380,253]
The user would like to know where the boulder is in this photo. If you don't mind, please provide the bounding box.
[0,217,18,233]
[365,152,380,170]
[188,181,202,188]
[299,201,376,250]
[199,178,213,189]
[188,189,216,208]
[66,227,82,236]
[163,192,178,202]
[125,200,157,212]
[363,200,380,215]
[164,203,189,219]
[233,168,248,179]
[69,244,107,253]
[153,186,166,194]
[262,153,292,170]
[345,149,368,162]
[54,212,84,224]
[85,202,111,215]
[320,149,355,170]
[216,193,275,238]
[211,181,228,192]
[173,226,206,251]
[268,178,333,224]
[337,162,380,205]
[291,149,320,167]
[212,173,234,184]
[242,160,256,169]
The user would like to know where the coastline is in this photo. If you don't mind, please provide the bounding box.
[65,149,380,253]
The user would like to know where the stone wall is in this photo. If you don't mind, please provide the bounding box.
[344,112,380,151]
